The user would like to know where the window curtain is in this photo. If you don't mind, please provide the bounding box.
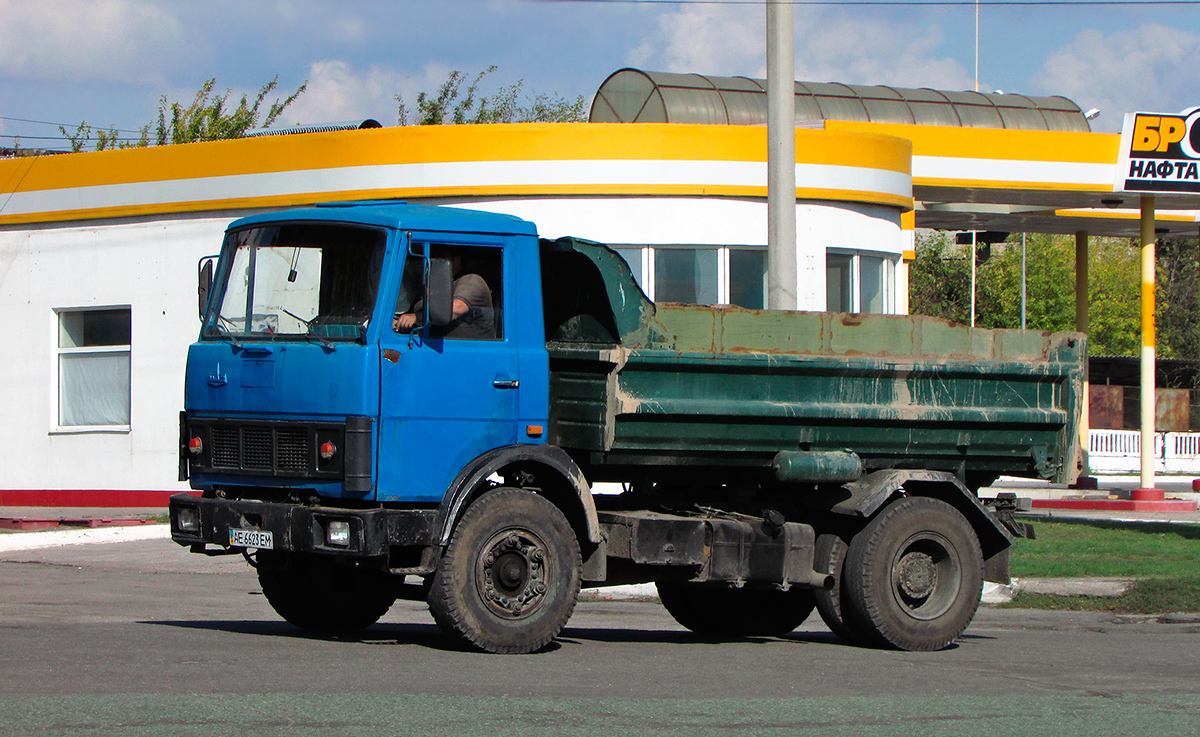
[59,352,131,426]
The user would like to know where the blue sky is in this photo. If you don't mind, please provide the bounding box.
[2,0,1200,148]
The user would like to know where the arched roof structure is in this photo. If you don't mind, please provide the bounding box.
[591,68,1092,133]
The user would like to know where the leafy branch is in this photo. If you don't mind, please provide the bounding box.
[396,67,586,126]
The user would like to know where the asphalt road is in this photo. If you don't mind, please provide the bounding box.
[2,538,1199,737]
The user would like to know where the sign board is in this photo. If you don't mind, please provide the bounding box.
[1115,110,1200,193]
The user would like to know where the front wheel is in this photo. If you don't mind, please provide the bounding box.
[427,488,581,654]
[842,497,984,651]
[657,582,816,637]
[258,553,396,634]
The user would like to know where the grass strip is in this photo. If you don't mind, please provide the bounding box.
[1000,573,1200,613]
[1002,518,1200,613]
[1010,518,1200,578]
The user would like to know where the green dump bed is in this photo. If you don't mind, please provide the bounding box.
[539,238,1086,489]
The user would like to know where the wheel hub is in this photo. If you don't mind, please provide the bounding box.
[480,529,548,619]
[897,551,937,599]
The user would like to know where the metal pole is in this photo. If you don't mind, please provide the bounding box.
[970,230,977,327]
[1075,230,1090,478]
[766,0,797,310]
[1139,197,1158,493]
[1075,231,1089,335]
[1020,233,1027,329]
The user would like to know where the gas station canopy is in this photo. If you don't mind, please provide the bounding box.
[591,68,1200,238]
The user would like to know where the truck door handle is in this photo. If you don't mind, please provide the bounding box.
[492,379,519,389]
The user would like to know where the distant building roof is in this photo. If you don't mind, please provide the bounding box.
[590,68,1091,132]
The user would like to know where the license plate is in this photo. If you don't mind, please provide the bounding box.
[229,528,273,549]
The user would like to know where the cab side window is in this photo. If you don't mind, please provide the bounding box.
[393,244,503,340]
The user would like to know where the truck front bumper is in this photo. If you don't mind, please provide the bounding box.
[169,494,436,559]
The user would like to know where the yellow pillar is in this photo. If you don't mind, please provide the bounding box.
[1075,231,1090,477]
[1139,197,1157,492]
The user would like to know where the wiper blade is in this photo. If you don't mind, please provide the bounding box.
[280,308,335,351]
[205,321,243,349]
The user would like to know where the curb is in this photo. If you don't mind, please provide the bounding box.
[0,524,171,553]
[581,583,658,600]
[583,579,1136,604]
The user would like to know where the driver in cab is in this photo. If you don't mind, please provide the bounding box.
[393,247,494,339]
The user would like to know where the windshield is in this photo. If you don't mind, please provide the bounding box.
[203,223,386,342]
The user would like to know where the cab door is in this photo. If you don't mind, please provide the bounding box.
[376,234,518,502]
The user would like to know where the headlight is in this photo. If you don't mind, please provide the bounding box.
[177,506,200,533]
[327,519,351,547]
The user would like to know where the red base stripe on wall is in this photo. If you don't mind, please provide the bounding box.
[0,490,198,507]
[1031,498,1198,512]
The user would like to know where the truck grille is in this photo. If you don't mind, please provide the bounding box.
[210,425,312,472]
[183,416,369,486]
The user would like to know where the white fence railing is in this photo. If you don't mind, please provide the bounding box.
[1088,429,1200,475]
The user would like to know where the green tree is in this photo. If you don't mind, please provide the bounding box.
[909,232,1146,357]
[976,234,1075,334]
[396,67,586,126]
[908,231,972,324]
[62,76,306,152]
[1156,237,1200,361]
[153,76,306,145]
[59,121,150,152]
[1088,237,1140,357]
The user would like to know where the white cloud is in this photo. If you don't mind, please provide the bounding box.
[629,6,764,75]
[0,0,183,84]
[792,15,974,91]
[282,60,460,127]
[629,6,973,91]
[1033,24,1200,133]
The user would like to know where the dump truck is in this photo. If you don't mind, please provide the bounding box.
[170,201,1083,653]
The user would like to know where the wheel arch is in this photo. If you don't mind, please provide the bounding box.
[826,469,1013,564]
[434,444,600,549]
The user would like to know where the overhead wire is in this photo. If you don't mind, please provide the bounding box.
[0,115,146,135]
[531,0,1200,5]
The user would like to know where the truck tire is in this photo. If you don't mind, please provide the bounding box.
[813,533,865,645]
[656,582,816,637]
[258,553,396,634]
[842,496,984,651]
[427,488,581,654]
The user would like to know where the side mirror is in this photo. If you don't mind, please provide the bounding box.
[426,257,454,329]
[197,258,214,320]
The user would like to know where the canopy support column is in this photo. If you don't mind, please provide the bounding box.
[766,0,797,311]
[1075,231,1091,479]
[1138,196,1161,497]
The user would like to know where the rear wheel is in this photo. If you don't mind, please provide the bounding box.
[427,488,581,654]
[657,582,816,637]
[842,497,984,651]
[258,553,396,634]
[813,533,868,644]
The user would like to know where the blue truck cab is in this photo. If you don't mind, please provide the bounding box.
[182,201,550,503]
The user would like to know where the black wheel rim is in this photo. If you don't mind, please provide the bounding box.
[888,531,962,621]
[476,527,549,620]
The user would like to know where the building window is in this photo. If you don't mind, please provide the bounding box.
[827,250,896,314]
[613,245,895,315]
[729,249,766,309]
[655,247,719,305]
[613,245,765,308]
[57,307,131,428]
